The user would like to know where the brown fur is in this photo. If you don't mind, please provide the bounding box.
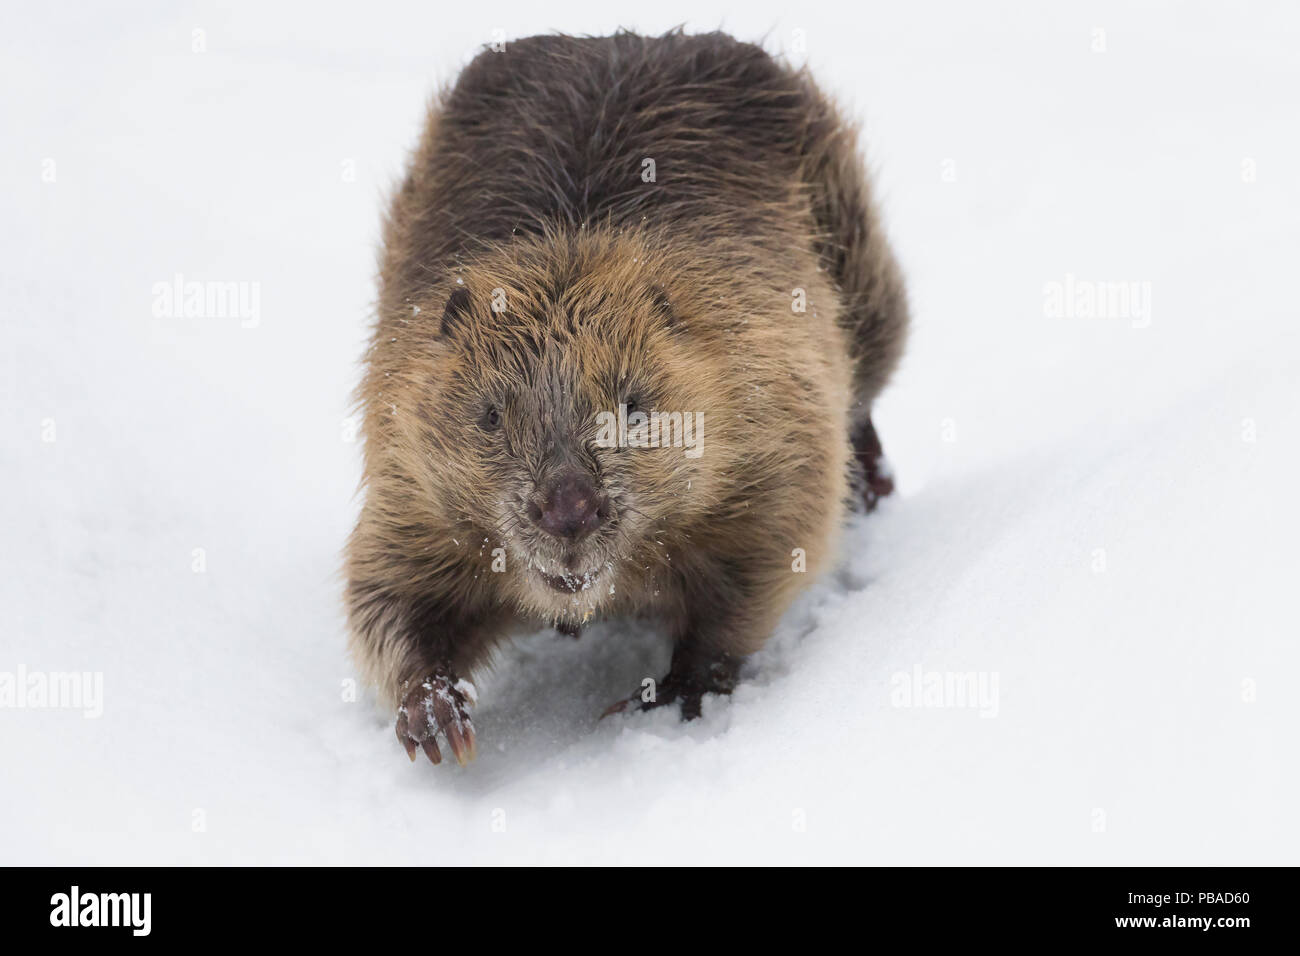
[346,30,908,747]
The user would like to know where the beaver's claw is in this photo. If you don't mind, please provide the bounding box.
[396,673,478,767]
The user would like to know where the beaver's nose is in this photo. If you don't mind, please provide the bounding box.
[529,470,607,541]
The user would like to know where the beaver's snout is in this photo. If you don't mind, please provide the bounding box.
[527,469,610,542]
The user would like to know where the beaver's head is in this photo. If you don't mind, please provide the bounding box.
[409,232,729,620]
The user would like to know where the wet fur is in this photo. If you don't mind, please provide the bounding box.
[347,29,908,711]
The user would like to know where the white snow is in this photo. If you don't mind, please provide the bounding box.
[2,2,1297,864]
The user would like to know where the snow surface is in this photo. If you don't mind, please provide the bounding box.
[3,2,1297,864]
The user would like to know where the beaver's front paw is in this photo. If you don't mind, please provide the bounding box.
[601,655,741,722]
[396,672,478,767]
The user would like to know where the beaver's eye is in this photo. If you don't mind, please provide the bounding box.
[623,395,642,414]
[481,406,502,431]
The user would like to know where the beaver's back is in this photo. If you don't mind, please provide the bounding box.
[449,32,812,231]
[385,32,822,294]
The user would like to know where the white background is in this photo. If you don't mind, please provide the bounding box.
[3,1,1296,864]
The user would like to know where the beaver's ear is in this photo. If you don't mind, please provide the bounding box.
[440,287,472,337]
[649,284,680,331]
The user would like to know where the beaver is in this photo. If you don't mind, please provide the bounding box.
[346,30,908,766]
